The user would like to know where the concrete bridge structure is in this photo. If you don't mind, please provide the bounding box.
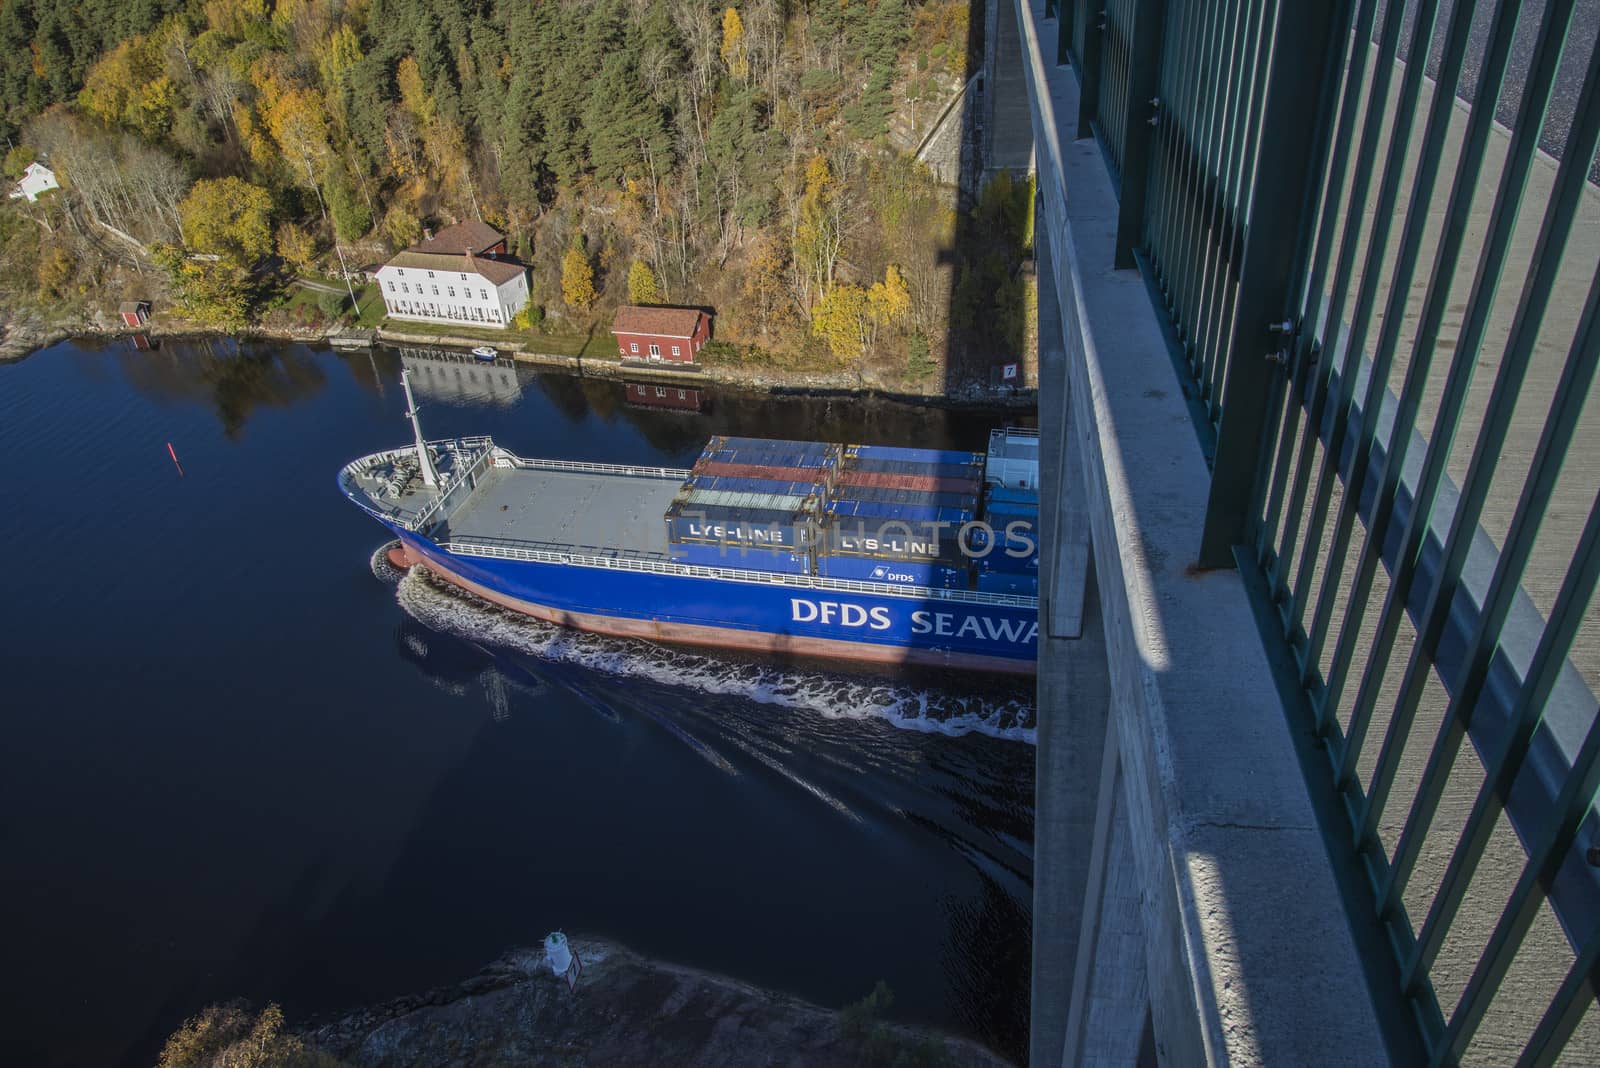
[992,1,1600,1063]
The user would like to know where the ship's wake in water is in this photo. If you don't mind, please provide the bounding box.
[392,564,1037,742]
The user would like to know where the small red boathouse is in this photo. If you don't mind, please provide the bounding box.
[611,305,710,363]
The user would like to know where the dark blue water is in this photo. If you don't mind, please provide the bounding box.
[0,339,1035,1066]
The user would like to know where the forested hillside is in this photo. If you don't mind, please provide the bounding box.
[0,0,1034,386]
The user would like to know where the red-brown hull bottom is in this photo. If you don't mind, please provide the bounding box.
[398,544,1038,676]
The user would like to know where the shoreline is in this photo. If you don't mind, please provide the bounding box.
[0,315,1039,411]
[302,936,1015,1067]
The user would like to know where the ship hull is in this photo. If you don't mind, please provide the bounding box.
[392,529,1039,675]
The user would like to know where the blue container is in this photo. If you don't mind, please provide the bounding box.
[967,514,1039,542]
[712,436,836,459]
[816,554,967,589]
[700,445,837,469]
[688,474,824,498]
[665,507,811,549]
[985,485,1041,508]
[847,457,984,480]
[975,538,1041,573]
[982,508,1042,533]
[825,498,971,525]
[820,520,962,562]
[669,541,812,574]
[976,570,1038,596]
[832,484,979,511]
[850,445,984,466]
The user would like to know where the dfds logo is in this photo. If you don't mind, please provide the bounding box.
[789,598,893,630]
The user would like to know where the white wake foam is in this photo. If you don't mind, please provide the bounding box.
[392,565,1037,743]
[370,540,404,583]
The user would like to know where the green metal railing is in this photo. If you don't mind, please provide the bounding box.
[1042,0,1600,1061]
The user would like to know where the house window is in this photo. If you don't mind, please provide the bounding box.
[630,343,639,353]
[648,343,661,358]
[427,271,434,278]
[479,289,487,300]
[400,283,408,294]
[460,273,468,281]
[397,268,405,276]
[447,287,455,297]
[431,286,439,295]
[386,281,395,292]
[671,345,681,356]
[655,386,666,397]
[677,390,686,399]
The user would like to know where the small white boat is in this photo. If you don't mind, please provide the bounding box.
[471,346,498,362]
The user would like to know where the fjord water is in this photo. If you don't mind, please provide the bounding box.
[0,339,1034,1066]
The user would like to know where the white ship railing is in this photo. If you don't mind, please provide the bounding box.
[339,437,496,531]
[504,455,690,480]
[408,442,495,532]
[441,536,1040,608]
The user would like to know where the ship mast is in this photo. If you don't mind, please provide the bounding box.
[400,367,439,487]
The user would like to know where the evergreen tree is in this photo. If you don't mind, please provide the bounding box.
[584,53,668,187]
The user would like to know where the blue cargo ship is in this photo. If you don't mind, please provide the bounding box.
[339,371,1041,674]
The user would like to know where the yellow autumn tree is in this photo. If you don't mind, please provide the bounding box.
[396,57,436,128]
[868,264,912,340]
[266,88,331,183]
[561,243,596,310]
[275,222,318,273]
[743,235,789,337]
[79,38,178,138]
[720,8,749,82]
[180,177,274,265]
[794,155,843,309]
[627,259,661,304]
[812,283,870,361]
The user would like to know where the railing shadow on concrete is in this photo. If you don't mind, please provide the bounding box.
[1018,0,1600,1064]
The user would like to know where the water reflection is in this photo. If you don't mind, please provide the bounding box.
[398,348,525,407]
[111,337,330,437]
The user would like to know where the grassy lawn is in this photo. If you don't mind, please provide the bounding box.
[349,282,385,328]
[376,314,521,343]
[368,315,616,359]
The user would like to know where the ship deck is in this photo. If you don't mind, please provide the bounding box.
[443,465,684,560]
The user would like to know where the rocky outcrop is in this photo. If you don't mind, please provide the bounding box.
[306,938,1013,1068]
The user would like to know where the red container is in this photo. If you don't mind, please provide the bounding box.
[836,470,980,494]
[693,459,831,483]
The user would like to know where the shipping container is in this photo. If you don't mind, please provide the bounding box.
[815,553,968,589]
[985,485,1041,509]
[819,518,962,562]
[848,444,985,466]
[705,435,837,459]
[845,457,985,480]
[687,474,824,498]
[975,541,1041,573]
[832,484,980,510]
[837,469,982,495]
[701,447,834,470]
[664,506,811,549]
[692,459,832,483]
[975,570,1038,596]
[678,487,812,513]
[965,519,1041,557]
[824,498,971,525]
[669,541,812,574]
[980,493,1041,515]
